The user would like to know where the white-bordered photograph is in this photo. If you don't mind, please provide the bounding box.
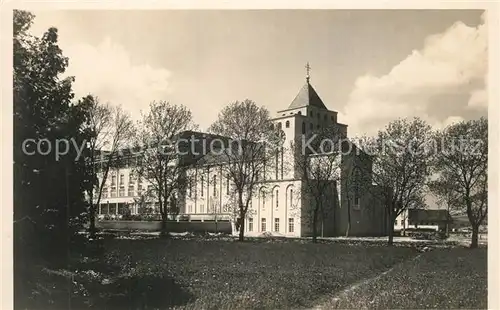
[2,2,497,309]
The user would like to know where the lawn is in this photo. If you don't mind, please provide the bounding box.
[16,236,487,309]
[316,247,487,309]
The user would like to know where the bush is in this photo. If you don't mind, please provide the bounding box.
[409,231,448,240]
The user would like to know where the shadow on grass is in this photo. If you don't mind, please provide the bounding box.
[94,274,194,309]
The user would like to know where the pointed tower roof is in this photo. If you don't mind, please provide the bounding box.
[287,82,328,110]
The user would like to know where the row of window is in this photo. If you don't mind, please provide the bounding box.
[280,111,336,122]
[101,184,153,198]
[186,203,231,214]
[247,218,295,233]
[106,173,142,187]
[272,120,329,133]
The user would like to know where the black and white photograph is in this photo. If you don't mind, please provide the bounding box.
[4,3,496,309]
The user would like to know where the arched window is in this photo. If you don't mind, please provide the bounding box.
[277,122,282,130]
[297,111,302,115]
[302,122,306,134]
[285,121,290,128]
[289,188,293,208]
[275,188,279,209]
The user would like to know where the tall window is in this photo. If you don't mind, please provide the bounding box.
[288,218,294,233]
[248,218,253,232]
[188,179,192,198]
[289,188,293,208]
[111,186,116,198]
[111,175,116,185]
[275,189,279,210]
[119,187,125,197]
[119,174,124,185]
[261,218,266,232]
[189,204,193,213]
[213,175,217,196]
[262,191,266,211]
[274,218,280,232]
[201,175,204,197]
[200,204,205,213]
[275,153,279,179]
[285,121,290,128]
[277,122,282,130]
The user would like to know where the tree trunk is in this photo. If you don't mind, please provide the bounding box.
[470,225,479,248]
[388,225,394,246]
[238,219,245,241]
[159,198,168,237]
[387,209,395,246]
[238,205,246,241]
[346,200,351,237]
[312,208,318,243]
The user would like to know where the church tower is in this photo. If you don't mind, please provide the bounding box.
[271,63,348,178]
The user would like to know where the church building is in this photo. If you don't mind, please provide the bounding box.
[95,66,388,237]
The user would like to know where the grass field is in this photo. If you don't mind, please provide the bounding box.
[18,236,487,309]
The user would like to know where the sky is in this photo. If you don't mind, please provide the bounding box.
[28,9,487,137]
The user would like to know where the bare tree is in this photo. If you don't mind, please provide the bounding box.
[431,117,487,248]
[359,117,434,245]
[134,101,197,236]
[82,95,134,239]
[292,126,343,242]
[209,99,282,241]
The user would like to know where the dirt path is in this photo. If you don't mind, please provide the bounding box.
[312,253,424,309]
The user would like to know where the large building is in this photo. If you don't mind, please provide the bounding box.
[95,74,387,237]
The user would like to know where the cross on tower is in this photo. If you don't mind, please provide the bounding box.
[305,62,311,83]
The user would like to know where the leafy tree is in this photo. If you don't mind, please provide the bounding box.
[292,126,343,242]
[13,9,93,307]
[81,95,134,239]
[134,101,196,235]
[209,100,282,241]
[431,117,488,248]
[359,117,433,245]
[13,9,91,264]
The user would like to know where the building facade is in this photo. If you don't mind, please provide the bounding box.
[95,76,387,237]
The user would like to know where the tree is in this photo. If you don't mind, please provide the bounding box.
[81,95,134,239]
[292,126,343,242]
[209,99,282,241]
[360,117,433,245]
[134,101,196,235]
[431,118,487,248]
[13,9,92,264]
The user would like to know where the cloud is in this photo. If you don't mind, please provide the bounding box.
[343,12,487,136]
[28,15,172,121]
[62,38,172,120]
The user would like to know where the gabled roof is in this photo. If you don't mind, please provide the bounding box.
[287,82,328,110]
